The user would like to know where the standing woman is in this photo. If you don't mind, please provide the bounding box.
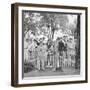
[52,39,59,71]
[36,41,47,71]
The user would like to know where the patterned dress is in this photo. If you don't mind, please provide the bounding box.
[36,43,47,70]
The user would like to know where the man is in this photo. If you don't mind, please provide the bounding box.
[47,45,54,67]
[46,39,53,67]
[58,38,65,70]
[53,37,65,71]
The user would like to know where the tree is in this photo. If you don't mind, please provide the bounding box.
[75,15,80,69]
[23,12,43,37]
[40,13,68,39]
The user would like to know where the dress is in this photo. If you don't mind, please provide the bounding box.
[36,44,47,70]
[53,41,59,69]
[67,40,75,67]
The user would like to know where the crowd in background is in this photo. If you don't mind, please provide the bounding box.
[24,27,76,72]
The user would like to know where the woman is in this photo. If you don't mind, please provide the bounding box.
[36,41,47,71]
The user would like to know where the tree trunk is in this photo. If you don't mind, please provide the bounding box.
[75,15,80,69]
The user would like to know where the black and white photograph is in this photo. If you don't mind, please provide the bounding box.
[11,3,87,87]
[23,11,81,77]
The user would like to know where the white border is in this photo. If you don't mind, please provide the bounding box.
[18,6,86,84]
